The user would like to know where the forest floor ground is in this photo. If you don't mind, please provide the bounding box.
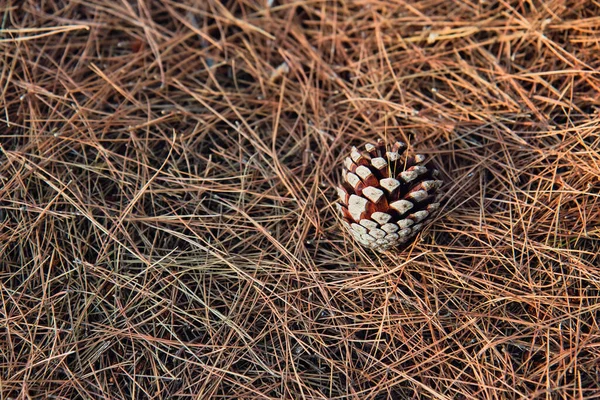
[1,1,600,399]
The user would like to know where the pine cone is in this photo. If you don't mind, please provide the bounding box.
[336,139,443,252]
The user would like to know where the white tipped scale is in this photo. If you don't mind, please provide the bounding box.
[390,199,413,214]
[432,169,440,178]
[414,166,428,174]
[421,180,437,191]
[414,154,426,163]
[360,233,376,243]
[343,157,354,171]
[398,228,412,237]
[371,212,391,224]
[341,220,352,231]
[409,190,428,202]
[346,172,361,190]
[350,229,362,239]
[371,157,387,170]
[375,238,389,247]
[397,219,414,229]
[355,165,372,181]
[348,195,368,221]
[392,141,407,152]
[385,233,399,242]
[365,143,376,152]
[359,219,378,230]
[337,187,349,204]
[362,186,384,203]
[421,180,443,191]
[400,170,418,182]
[369,228,386,239]
[351,223,367,235]
[356,238,369,246]
[380,178,400,193]
[350,147,365,164]
[409,210,429,223]
[381,223,399,233]
[387,151,400,162]
[354,232,370,245]
[358,165,379,186]
[427,202,440,213]
[412,223,423,232]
